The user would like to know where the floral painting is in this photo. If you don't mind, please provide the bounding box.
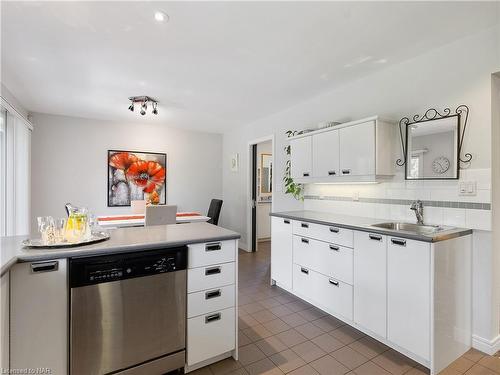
[107,150,166,206]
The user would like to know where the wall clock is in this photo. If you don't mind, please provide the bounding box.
[432,156,450,174]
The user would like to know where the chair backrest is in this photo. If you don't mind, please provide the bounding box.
[145,205,177,226]
[207,199,223,225]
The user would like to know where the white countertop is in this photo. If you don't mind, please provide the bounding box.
[0,222,240,276]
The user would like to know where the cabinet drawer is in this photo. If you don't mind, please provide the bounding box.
[188,262,235,293]
[292,265,353,320]
[293,221,353,248]
[187,307,236,365]
[293,235,353,284]
[188,284,235,318]
[188,240,236,268]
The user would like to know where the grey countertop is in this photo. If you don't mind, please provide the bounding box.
[0,222,240,276]
[270,210,472,243]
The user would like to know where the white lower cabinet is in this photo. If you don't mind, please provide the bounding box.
[10,259,68,374]
[271,217,293,290]
[1,272,9,371]
[353,232,387,338]
[387,237,431,361]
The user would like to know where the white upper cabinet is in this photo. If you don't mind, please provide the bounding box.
[339,120,375,176]
[312,130,339,177]
[290,116,395,183]
[290,136,312,179]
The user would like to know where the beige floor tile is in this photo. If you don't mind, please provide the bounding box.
[274,294,298,305]
[371,349,417,375]
[276,328,309,347]
[288,364,321,375]
[280,313,309,327]
[239,330,253,347]
[297,307,328,322]
[311,333,345,353]
[243,324,274,342]
[245,358,284,375]
[253,310,279,324]
[448,357,476,373]
[310,354,350,375]
[190,366,215,375]
[238,344,267,366]
[352,361,391,375]
[210,358,243,375]
[405,367,429,375]
[226,368,249,375]
[255,336,288,356]
[348,337,389,359]
[330,326,365,345]
[269,348,307,373]
[283,300,311,313]
[295,322,326,339]
[464,349,487,363]
[331,346,370,370]
[465,364,497,375]
[292,340,327,363]
[262,318,292,335]
[260,298,283,309]
[269,305,295,318]
[478,356,500,373]
[312,316,345,332]
[241,302,267,314]
[240,314,260,329]
[438,367,462,375]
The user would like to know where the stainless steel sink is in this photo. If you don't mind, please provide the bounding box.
[370,222,446,235]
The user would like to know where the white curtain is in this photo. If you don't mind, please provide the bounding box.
[0,100,32,236]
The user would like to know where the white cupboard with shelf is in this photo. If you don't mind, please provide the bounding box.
[271,217,293,290]
[312,130,339,177]
[290,136,312,179]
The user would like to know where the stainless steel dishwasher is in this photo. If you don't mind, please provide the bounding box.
[70,246,187,375]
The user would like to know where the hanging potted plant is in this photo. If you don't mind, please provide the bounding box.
[283,130,303,200]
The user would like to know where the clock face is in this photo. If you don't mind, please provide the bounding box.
[432,156,450,174]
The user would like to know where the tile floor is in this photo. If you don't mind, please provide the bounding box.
[190,241,499,375]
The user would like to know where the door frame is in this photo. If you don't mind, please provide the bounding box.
[246,134,275,252]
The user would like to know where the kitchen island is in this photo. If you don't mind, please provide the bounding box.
[1,222,240,375]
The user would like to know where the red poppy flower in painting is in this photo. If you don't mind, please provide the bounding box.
[126,160,166,193]
[109,152,139,170]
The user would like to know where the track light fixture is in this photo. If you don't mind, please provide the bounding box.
[128,96,159,116]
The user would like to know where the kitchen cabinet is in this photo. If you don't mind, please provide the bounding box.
[1,272,9,370]
[353,231,387,338]
[387,237,431,361]
[339,120,375,176]
[290,136,312,179]
[271,217,293,290]
[10,259,68,374]
[312,130,339,177]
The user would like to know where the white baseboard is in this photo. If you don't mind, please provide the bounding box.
[472,334,500,355]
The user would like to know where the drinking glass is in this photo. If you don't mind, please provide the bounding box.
[54,218,66,243]
[37,216,55,244]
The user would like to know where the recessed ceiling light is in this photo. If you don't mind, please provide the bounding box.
[154,11,169,23]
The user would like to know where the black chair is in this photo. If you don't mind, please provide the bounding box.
[207,199,223,225]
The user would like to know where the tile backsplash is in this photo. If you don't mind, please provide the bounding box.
[303,168,491,231]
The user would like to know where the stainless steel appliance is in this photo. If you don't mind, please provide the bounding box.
[70,247,187,375]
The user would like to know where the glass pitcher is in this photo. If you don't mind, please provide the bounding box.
[65,205,89,242]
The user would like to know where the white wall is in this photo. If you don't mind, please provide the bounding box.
[222,26,500,349]
[31,113,222,229]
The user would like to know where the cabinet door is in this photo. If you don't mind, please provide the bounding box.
[1,272,9,370]
[353,232,387,338]
[312,130,339,177]
[339,121,375,176]
[10,259,68,374]
[387,237,430,360]
[271,217,293,290]
[290,136,312,179]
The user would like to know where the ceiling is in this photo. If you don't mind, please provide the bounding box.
[1,2,498,133]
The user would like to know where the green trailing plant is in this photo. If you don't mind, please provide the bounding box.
[283,130,303,201]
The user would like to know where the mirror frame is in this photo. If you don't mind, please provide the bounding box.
[404,114,460,180]
[259,153,272,199]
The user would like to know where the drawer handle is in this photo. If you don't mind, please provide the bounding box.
[284,219,290,224]
[342,169,351,175]
[300,267,309,275]
[329,279,340,287]
[205,266,222,276]
[301,223,309,228]
[369,234,382,241]
[391,238,407,247]
[303,172,310,177]
[329,227,339,233]
[301,238,309,244]
[206,242,222,252]
[329,244,339,251]
[30,261,58,274]
[205,312,221,324]
[328,170,336,176]
[205,289,222,300]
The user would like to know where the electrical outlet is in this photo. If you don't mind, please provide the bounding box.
[459,181,477,196]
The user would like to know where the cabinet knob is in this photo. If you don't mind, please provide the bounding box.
[329,244,339,251]
[300,267,309,275]
[342,169,351,175]
[205,312,222,324]
[205,242,222,252]
[301,238,309,244]
[303,172,310,177]
[329,279,340,287]
[30,261,58,274]
[328,171,336,176]
[301,223,309,228]
[369,234,382,241]
[329,227,339,233]
[391,238,407,247]
[283,219,290,224]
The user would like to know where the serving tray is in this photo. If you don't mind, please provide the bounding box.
[22,231,110,249]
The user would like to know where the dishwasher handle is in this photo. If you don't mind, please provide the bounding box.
[31,261,59,274]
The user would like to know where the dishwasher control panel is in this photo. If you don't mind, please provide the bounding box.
[70,246,187,288]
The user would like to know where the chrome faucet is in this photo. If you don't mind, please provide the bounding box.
[410,200,424,225]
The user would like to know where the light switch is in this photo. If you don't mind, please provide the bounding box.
[459,181,477,196]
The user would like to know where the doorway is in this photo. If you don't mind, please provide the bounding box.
[247,136,274,252]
